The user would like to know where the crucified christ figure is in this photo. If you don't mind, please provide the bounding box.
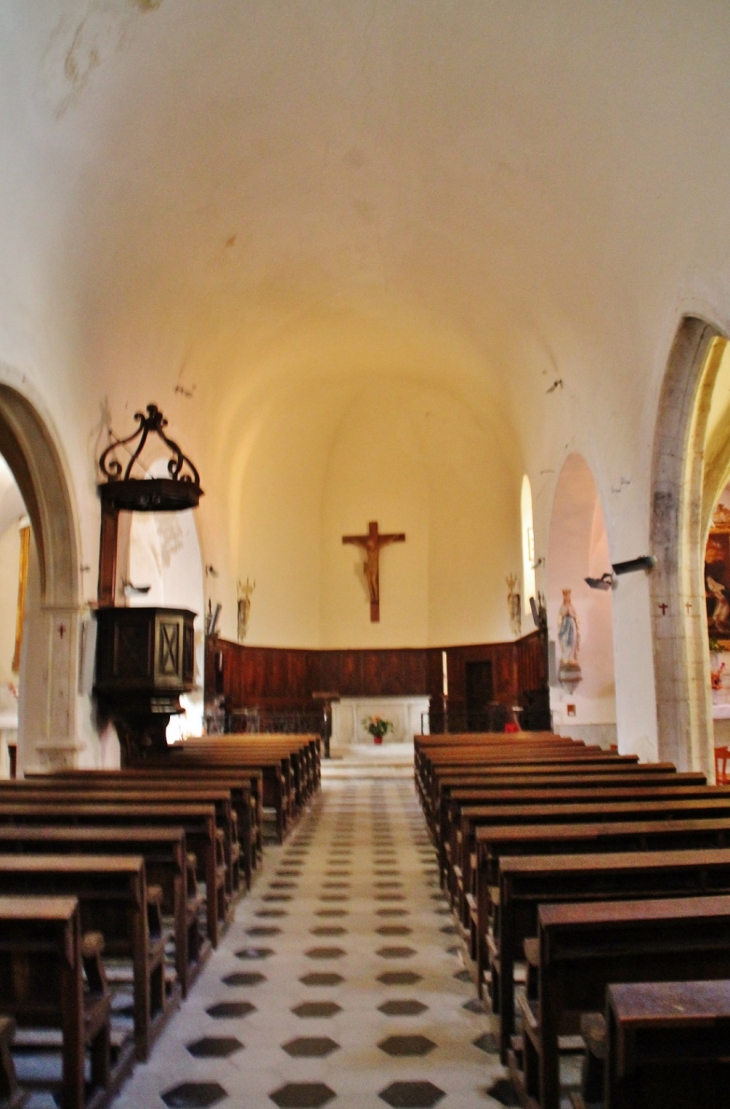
[342,520,406,622]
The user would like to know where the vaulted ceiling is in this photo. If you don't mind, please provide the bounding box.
[2,2,730,644]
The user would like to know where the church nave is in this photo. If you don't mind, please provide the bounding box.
[110,777,504,1109]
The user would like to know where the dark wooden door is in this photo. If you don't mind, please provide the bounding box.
[465,660,494,730]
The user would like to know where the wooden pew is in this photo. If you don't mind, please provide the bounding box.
[456,794,730,932]
[0,801,224,946]
[601,979,730,1109]
[200,733,322,783]
[0,896,117,1109]
[448,780,713,900]
[475,816,730,1002]
[435,766,698,835]
[159,747,292,842]
[414,740,607,811]
[413,732,577,793]
[159,734,323,840]
[511,895,730,1109]
[437,772,705,893]
[184,742,306,815]
[0,824,202,998]
[199,732,322,786]
[418,752,639,822]
[428,763,690,850]
[9,780,240,900]
[0,855,171,1063]
[184,733,322,804]
[495,847,730,1063]
[0,782,240,902]
[33,767,264,887]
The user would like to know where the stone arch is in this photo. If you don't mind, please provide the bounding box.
[650,317,726,776]
[546,452,617,744]
[0,378,80,772]
[0,385,78,607]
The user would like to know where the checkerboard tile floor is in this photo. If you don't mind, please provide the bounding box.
[110,778,510,1108]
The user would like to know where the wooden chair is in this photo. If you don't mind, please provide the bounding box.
[716,745,730,784]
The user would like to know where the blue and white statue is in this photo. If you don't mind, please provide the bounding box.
[557,588,582,691]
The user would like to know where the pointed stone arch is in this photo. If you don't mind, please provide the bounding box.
[0,376,81,771]
[0,385,78,607]
[650,317,726,776]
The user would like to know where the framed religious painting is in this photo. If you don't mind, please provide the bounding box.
[706,503,730,647]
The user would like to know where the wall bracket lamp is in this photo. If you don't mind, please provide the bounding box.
[585,555,656,590]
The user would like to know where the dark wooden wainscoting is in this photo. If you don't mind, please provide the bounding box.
[204,632,548,732]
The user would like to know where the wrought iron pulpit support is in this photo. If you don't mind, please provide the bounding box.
[94,405,203,763]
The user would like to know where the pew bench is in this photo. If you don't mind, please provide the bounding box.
[456,794,730,932]
[435,771,704,887]
[419,752,638,826]
[417,743,605,809]
[445,779,711,908]
[0,896,129,1109]
[493,847,730,1063]
[0,824,204,998]
[0,801,224,947]
[0,782,241,905]
[414,733,577,803]
[474,816,730,1002]
[427,764,689,862]
[597,979,730,1109]
[163,748,291,842]
[32,768,262,888]
[437,776,705,896]
[509,894,730,1109]
[451,782,717,908]
[0,855,176,1063]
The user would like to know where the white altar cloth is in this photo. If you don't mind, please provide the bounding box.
[331,695,430,751]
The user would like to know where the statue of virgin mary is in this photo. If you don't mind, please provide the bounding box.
[557,588,582,692]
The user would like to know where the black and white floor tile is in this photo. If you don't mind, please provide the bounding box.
[111,777,508,1108]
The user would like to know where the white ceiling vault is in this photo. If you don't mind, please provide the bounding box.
[1,1,730,654]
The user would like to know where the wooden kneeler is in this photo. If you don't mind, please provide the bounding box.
[0,1016,27,1109]
[81,932,112,1097]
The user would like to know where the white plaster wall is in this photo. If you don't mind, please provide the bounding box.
[321,388,429,648]
[547,454,617,729]
[234,376,519,649]
[0,455,27,704]
[0,523,21,688]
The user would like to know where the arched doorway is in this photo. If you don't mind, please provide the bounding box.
[0,380,80,774]
[547,453,617,746]
[650,318,727,776]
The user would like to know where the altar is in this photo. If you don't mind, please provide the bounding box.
[331,695,430,752]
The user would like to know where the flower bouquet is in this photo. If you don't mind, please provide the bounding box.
[363,715,393,745]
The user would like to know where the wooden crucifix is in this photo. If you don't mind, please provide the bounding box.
[342,520,406,622]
